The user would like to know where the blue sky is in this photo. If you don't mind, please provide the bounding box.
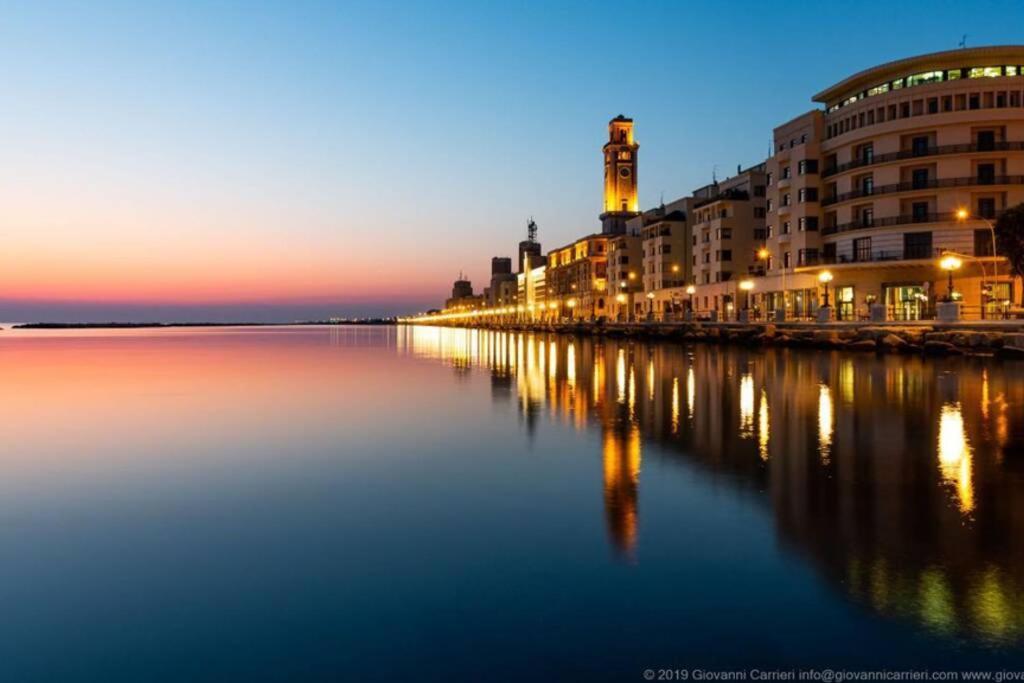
[1,0,1022,320]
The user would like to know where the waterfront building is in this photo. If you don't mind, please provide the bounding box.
[488,256,518,307]
[684,165,769,319]
[600,115,640,235]
[445,273,485,311]
[759,46,1024,321]
[516,253,549,321]
[634,200,689,319]
[546,235,609,320]
[607,229,643,321]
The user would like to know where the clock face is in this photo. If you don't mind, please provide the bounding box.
[618,167,631,178]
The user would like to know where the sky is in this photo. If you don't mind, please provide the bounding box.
[3,0,1024,322]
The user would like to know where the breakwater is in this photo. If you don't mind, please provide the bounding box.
[404,320,1024,357]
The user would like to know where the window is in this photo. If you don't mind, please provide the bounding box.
[753,185,766,197]
[861,207,874,227]
[783,251,791,268]
[766,172,773,186]
[754,207,766,218]
[798,160,806,175]
[767,199,773,212]
[862,176,874,195]
[912,202,929,222]
[969,66,1003,79]
[803,216,819,231]
[853,237,872,262]
[782,194,791,207]
[860,144,874,165]
[906,70,944,87]
[978,197,997,219]
[904,231,933,259]
[716,250,732,262]
[716,228,732,240]
[975,229,995,256]
[911,136,929,156]
[912,168,929,189]
[782,166,791,179]
[782,221,791,234]
[977,163,996,184]
[802,187,818,202]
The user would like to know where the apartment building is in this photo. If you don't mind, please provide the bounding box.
[546,234,610,320]
[635,201,689,319]
[760,46,1024,321]
[607,229,643,321]
[687,165,768,318]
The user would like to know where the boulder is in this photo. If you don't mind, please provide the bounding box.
[847,339,879,352]
[923,340,962,355]
[879,334,909,351]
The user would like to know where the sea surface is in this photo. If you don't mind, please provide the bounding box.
[2,324,1024,681]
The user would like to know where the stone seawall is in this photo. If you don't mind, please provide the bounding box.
[407,321,1024,358]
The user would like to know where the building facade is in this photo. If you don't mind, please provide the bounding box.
[760,46,1024,321]
[607,230,643,321]
[547,235,610,320]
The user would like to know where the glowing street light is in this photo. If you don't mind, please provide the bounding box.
[616,293,627,304]
[739,278,754,311]
[956,207,998,316]
[940,253,963,301]
[818,270,834,308]
[685,284,696,312]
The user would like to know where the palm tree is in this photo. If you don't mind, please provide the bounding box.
[994,203,1024,306]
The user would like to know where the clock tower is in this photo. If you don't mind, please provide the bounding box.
[600,115,639,235]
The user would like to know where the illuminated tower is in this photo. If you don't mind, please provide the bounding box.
[600,115,639,235]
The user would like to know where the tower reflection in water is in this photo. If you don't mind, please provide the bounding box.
[397,326,1024,645]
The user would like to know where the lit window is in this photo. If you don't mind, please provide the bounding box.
[969,66,1003,79]
[1007,66,1019,77]
[867,83,890,97]
[947,69,962,80]
[906,70,944,87]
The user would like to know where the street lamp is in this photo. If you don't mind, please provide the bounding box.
[818,270,834,308]
[956,207,997,316]
[739,279,755,312]
[939,253,962,301]
[685,284,696,314]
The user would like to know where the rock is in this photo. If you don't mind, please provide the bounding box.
[847,339,879,351]
[879,334,909,351]
[923,340,962,355]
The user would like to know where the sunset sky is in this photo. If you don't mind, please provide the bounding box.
[3,1,1023,321]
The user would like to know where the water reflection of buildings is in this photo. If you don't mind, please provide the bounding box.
[397,326,1024,644]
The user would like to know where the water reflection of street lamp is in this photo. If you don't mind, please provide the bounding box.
[939,253,962,302]
[818,270,834,307]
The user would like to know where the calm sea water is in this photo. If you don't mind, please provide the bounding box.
[2,324,1024,681]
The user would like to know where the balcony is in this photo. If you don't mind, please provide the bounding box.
[816,247,948,266]
[822,175,1024,206]
[821,141,1024,178]
[823,211,956,235]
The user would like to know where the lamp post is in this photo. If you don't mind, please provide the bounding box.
[939,253,962,301]
[937,253,963,322]
[817,270,833,323]
[956,207,996,318]
[738,279,754,323]
[685,284,696,321]
[818,270,833,307]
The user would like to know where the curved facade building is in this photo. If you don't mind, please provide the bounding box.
[762,46,1024,321]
